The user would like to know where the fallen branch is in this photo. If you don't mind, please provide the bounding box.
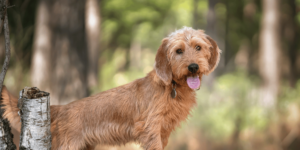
[0,0,17,149]
[0,1,6,33]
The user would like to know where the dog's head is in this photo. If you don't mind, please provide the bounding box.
[155,27,221,89]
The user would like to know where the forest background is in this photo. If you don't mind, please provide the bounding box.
[1,0,300,150]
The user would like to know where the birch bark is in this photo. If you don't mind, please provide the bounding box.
[19,87,51,150]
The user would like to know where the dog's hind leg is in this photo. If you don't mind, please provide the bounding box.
[0,86,21,131]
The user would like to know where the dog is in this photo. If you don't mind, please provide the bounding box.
[1,27,220,150]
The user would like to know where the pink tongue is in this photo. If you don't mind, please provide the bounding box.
[187,76,200,89]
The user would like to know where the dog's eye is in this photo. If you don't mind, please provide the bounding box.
[176,49,183,54]
[195,46,201,51]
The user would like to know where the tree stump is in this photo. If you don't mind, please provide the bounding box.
[19,87,51,150]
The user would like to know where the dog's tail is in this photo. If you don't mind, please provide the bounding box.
[0,86,21,131]
[1,86,63,129]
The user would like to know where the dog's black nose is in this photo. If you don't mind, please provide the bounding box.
[188,63,199,73]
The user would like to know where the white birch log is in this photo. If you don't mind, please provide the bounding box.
[19,87,51,150]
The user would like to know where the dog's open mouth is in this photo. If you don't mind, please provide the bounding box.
[186,76,200,89]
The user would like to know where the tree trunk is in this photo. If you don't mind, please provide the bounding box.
[259,0,280,108]
[0,0,17,149]
[224,0,230,65]
[31,0,52,101]
[31,0,89,105]
[192,0,199,29]
[203,0,219,88]
[85,0,101,88]
[19,87,51,150]
[287,0,298,88]
[206,0,218,41]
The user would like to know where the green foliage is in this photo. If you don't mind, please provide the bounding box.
[99,47,155,91]
[98,0,209,92]
[297,12,300,25]
[100,0,209,50]
[278,80,300,110]
[7,0,38,69]
[187,72,267,140]
[100,0,173,48]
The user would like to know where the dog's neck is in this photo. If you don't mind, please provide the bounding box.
[171,80,177,85]
[149,70,195,96]
[171,80,177,98]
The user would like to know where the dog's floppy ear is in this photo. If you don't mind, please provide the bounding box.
[155,38,172,85]
[206,36,221,74]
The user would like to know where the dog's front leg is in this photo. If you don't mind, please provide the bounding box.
[85,144,95,150]
[139,124,163,150]
[161,130,171,149]
[142,132,163,150]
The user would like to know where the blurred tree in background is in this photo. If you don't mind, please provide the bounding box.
[1,0,300,149]
[31,0,90,105]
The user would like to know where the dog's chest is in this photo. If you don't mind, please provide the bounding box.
[161,97,195,131]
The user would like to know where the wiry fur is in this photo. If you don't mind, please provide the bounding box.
[1,27,220,150]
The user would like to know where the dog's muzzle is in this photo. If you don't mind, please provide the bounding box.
[188,63,199,73]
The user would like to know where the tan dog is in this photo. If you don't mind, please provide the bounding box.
[1,27,220,150]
